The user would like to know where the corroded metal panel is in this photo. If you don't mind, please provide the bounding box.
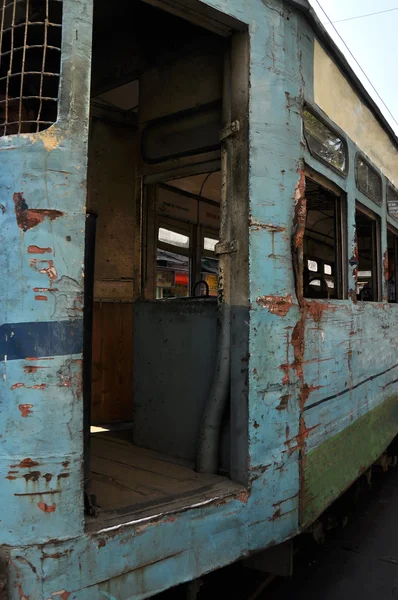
[2,0,398,598]
[0,0,93,547]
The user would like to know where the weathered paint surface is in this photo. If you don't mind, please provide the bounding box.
[1,0,398,598]
[0,0,92,551]
[314,40,398,188]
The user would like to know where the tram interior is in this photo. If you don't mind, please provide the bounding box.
[86,0,237,526]
[303,178,342,299]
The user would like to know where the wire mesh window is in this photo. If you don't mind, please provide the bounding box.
[0,0,62,136]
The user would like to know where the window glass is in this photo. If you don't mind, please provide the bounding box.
[158,227,189,249]
[356,156,382,205]
[303,178,343,299]
[356,208,379,301]
[387,229,397,303]
[156,251,190,299]
[204,236,218,252]
[303,110,347,174]
[387,185,398,221]
[308,259,318,272]
[0,0,63,136]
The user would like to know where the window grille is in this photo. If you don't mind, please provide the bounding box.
[0,0,62,136]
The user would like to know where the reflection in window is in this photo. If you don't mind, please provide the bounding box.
[201,234,219,297]
[156,251,190,299]
[158,227,189,248]
[308,259,318,272]
[303,110,347,174]
[303,178,344,299]
[157,225,190,299]
[387,185,398,221]
[356,207,379,301]
[356,156,382,205]
[204,237,218,252]
[387,229,398,303]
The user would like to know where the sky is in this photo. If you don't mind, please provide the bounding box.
[309,0,398,134]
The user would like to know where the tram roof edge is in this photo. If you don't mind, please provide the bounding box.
[286,0,398,149]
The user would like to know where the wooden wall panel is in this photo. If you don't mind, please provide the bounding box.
[91,302,134,424]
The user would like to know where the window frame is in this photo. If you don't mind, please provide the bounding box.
[387,183,398,223]
[303,172,347,300]
[355,153,383,206]
[355,202,381,302]
[387,225,398,304]
[303,105,349,178]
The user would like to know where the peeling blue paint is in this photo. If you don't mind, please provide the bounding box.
[1,0,398,598]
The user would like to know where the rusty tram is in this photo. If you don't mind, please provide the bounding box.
[1,0,398,597]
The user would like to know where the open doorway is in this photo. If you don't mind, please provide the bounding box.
[85,0,247,526]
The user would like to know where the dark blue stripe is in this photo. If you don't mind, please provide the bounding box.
[0,321,83,361]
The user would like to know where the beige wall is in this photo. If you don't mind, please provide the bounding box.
[314,40,398,188]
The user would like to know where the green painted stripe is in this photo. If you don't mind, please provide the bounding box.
[302,394,398,527]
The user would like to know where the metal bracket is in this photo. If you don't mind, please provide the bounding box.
[220,120,240,142]
[215,240,239,255]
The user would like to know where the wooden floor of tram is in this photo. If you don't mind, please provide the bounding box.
[87,428,239,531]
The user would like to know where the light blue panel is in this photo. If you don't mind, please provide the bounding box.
[3,0,398,598]
[0,0,92,548]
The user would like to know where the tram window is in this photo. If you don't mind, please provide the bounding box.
[0,0,63,136]
[303,178,344,299]
[387,229,398,303]
[303,109,347,175]
[158,228,189,249]
[355,207,380,302]
[156,223,191,299]
[356,155,382,205]
[201,232,219,297]
[387,185,398,221]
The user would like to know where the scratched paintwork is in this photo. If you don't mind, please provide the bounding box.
[1,0,398,598]
[0,0,92,549]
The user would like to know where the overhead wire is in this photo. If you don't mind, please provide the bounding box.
[316,0,398,129]
[329,7,398,24]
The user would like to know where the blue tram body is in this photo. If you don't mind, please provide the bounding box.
[0,0,397,598]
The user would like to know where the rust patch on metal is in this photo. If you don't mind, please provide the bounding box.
[6,475,17,480]
[236,489,250,503]
[11,383,46,391]
[305,301,336,324]
[25,357,53,361]
[300,384,323,406]
[291,169,306,307]
[23,365,48,373]
[253,421,260,429]
[43,473,53,482]
[27,245,52,254]
[18,404,33,417]
[14,192,63,232]
[270,507,282,520]
[249,217,286,233]
[256,294,294,317]
[30,259,58,280]
[13,458,39,468]
[33,287,58,293]
[276,394,291,410]
[34,295,48,301]
[57,473,70,480]
[23,471,41,482]
[98,538,106,548]
[291,317,305,381]
[0,203,5,214]
[37,501,56,513]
